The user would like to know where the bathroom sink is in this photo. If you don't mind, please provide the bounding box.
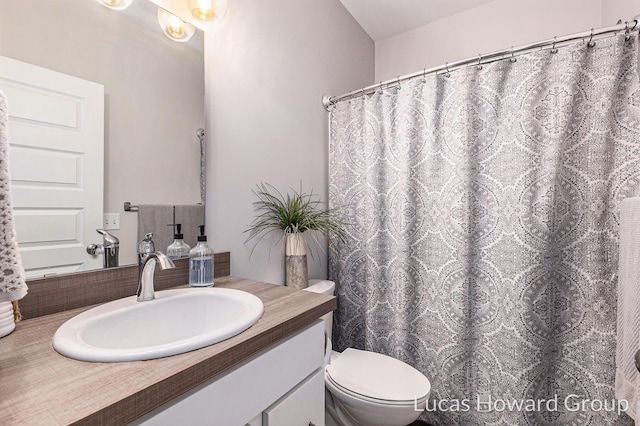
[52,288,264,362]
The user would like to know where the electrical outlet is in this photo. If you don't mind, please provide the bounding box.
[103,213,120,230]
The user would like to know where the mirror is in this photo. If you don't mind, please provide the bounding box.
[0,0,205,277]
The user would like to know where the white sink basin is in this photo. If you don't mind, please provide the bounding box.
[53,288,264,362]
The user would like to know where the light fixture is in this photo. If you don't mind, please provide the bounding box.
[96,0,134,10]
[157,8,195,42]
[187,0,227,23]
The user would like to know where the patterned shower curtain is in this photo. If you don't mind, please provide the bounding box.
[328,33,640,425]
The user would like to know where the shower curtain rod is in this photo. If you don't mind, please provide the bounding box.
[322,16,640,110]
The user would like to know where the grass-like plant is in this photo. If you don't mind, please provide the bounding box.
[245,183,345,256]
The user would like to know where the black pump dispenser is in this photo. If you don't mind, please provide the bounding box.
[175,223,184,239]
[197,225,207,242]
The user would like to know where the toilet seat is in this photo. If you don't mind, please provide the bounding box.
[326,373,429,408]
[325,348,430,404]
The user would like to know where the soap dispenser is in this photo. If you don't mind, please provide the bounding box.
[189,225,214,287]
[167,224,190,259]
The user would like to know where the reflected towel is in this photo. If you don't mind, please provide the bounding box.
[616,197,640,421]
[0,90,27,302]
[137,204,205,256]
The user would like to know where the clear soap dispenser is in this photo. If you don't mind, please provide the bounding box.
[189,225,214,287]
[167,223,190,259]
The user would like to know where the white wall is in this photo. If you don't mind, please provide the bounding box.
[603,0,640,24]
[375,0,640,82]
[204,0,374,284]
[0,0,204,266]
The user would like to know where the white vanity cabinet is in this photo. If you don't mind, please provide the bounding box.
[132,320,325,426]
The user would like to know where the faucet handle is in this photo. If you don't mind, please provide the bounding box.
[96,229,119,246]
[137,233,155,255]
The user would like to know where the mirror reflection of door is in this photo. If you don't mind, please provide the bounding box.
[0,56,104,278]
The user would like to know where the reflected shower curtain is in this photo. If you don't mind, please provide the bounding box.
[328,33,640,425]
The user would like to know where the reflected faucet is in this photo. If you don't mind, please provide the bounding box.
[137,233,175,302]
[86,229,120,268]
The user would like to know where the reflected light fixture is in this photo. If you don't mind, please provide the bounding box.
[157,8,195,43]
[187,0,227,23]
[96,0,134,10]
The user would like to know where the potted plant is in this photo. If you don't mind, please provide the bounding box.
[245,183,344,289]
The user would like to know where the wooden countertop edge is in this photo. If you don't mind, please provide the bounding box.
[1,276,336,425]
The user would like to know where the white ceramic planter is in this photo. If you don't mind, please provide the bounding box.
[0,301,15,338]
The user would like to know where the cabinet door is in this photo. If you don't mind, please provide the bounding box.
[263,368,324,426]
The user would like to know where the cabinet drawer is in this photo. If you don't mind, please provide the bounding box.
[263,368,324,426]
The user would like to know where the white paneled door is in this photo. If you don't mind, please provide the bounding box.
[0,56,104,278]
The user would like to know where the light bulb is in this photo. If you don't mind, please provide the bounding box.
[97,0,134,11]
[157,8,195,43]
[187,0,227,23]
[167,22,185,39]
[190,0,214,21]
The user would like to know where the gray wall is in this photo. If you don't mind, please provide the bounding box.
[204,0,374,284]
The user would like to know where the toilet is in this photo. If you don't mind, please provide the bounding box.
[305,279,431,426]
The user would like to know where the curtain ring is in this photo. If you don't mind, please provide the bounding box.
[396,76,401,89]
[551,36,558,54]
[625,21,632,40]
[379,81,384,92]
[360,87,365,97]
[510,47,517,63]
[445,62,451,77]
[421,68,427,83]
[588,28,595,47]
[476,54,483,70]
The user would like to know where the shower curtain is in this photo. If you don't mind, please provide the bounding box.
[328,33,640,425]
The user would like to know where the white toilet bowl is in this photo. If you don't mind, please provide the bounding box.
[305,279,430,426]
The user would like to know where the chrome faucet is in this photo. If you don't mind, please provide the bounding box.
[98,229,120,268]
[86,229,120,268]
[137,233,175,302]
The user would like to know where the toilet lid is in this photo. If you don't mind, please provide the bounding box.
[326,348,430,402]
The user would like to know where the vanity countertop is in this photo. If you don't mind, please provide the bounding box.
[0,276,336,425]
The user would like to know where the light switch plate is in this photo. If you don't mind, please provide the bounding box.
[103,213,120,230]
